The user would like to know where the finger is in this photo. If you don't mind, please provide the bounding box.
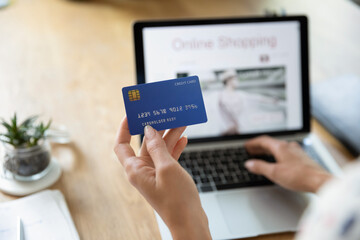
[115,116,131,145]
[163,126,186,152]
[139,130,165,156]
[245,159,276,179]
[245,135,287,156]
[144,125,172,167]
[171,136,188,160]
[114,117,136,165]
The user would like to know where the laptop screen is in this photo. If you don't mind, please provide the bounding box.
[135,17,309,141]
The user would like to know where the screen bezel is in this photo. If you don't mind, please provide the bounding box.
[133,16,310,144]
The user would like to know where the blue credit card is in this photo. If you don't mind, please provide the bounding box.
[122,76,208,135]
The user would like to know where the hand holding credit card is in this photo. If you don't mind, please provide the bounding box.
[122,76,208,135]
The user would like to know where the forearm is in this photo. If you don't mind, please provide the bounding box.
[170,225,212,240]
[167,209,212,240]
[170,223,212,240]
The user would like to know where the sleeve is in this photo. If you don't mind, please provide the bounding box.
[295,163,360,240]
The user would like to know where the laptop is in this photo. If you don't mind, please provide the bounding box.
[133,16,342,239]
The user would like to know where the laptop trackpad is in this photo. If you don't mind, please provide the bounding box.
[217,187,308,236]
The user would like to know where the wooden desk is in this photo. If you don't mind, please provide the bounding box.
[0,0,359,239]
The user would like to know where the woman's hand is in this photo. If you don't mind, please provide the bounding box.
[244,136,333,193]
[114,117,211,240]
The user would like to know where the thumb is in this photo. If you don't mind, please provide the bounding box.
[144,125,172,167]
[245,159,275,179]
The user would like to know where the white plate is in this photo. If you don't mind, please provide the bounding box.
[0,158,62,196]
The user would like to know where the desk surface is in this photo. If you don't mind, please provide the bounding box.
[0,0,359,239]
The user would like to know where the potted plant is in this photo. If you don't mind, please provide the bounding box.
[0,114,52,181]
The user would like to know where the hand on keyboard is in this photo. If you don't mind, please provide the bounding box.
[244,135,333,193]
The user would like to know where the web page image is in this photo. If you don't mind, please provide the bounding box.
[177,67,287,137]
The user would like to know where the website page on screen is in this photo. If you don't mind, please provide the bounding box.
[142,21,303,139]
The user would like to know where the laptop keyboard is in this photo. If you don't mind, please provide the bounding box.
[179,147,275,192]
[179,142,329,193]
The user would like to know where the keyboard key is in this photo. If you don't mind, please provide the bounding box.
[212,176,221,183]
[200,184,214,192]
[192,170,200,176]
[200,176,210,183]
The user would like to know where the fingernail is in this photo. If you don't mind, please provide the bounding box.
[245,161,254,169]
[145,125,155,138]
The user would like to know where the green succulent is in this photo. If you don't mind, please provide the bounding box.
[0,113,52,148]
